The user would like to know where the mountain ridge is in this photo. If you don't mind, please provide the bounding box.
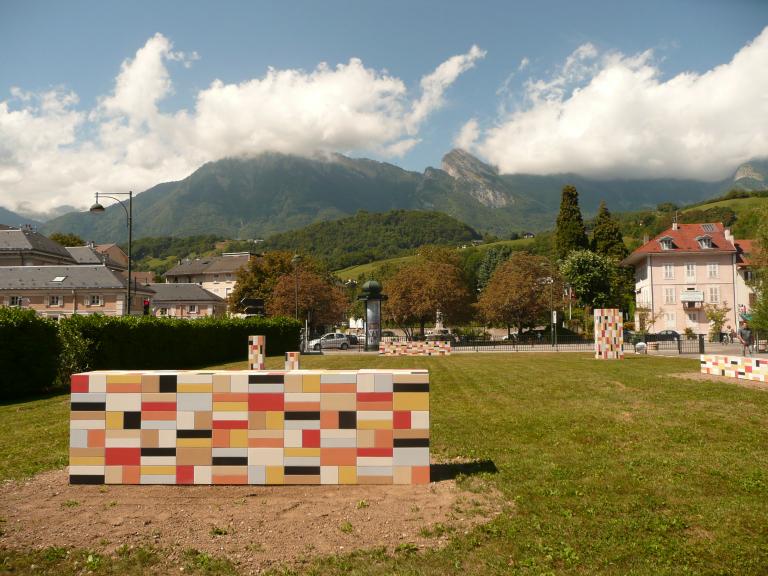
[33,150,764,243]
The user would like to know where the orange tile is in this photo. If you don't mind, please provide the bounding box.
[319,383,356,393]
[213,393,248,402]
[284,402,320,412]
[88,429,105,448]
[248,437,283,448]
[106,382,142,393]
[122,465,141,484]
[320,448,356,466]
[320,411,339,429]
[374,429,393,447]
[212,475,248,485]
[412,466,430,484]
[212,429,230,448]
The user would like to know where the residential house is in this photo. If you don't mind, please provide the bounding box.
[0,225,76,266]
[65,243,128,275]
[621,222,755,334]
[163,252,256,302]
[0,265,153,319]
[147,283,226,318]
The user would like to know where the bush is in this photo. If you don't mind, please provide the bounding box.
[58,315,301,373]
[0,308,61,400]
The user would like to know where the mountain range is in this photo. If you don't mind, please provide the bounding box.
[9,150,765,243]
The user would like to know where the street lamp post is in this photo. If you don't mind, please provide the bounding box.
[90,191,133,315]
[291,254,302,320]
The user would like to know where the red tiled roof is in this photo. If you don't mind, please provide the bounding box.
[622,222,736,265]
[735,239,753,267]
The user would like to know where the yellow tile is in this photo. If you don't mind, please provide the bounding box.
[177,438,212,448]
[178,383,212,393]
[393,392,429,411]
[302,374,321,392]
[141,465,176,475]
[229,429,248,448]
[212,402,248,411]
[266,466,284,485]
[106,374,141,384]
[357,420,392,430]
[338,466,357,484]
[284,447,321,457]
[105,412,123,429]
[70,456,105,465]
[266,411,284,430]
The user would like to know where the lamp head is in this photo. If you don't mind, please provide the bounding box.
[89,202,105,213]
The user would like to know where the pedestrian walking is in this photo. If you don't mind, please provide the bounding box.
[737,321,753,356]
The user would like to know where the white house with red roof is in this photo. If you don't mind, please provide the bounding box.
[621,222,755,334]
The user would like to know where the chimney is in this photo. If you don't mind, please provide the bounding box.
[724,227,734,244]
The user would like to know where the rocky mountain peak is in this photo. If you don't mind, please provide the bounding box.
[733,161,765,183]
[440,149,510,208]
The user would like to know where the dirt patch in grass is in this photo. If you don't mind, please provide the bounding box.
[0,467,503,573]
[669,371,768,392]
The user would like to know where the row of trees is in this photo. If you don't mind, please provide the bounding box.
[227,185,633,337]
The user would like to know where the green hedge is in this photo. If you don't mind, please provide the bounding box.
[0,308,60,400]
[59,315,301,373]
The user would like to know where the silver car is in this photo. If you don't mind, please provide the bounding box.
[308,332,350,351]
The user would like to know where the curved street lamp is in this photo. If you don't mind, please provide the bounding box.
[90,191,133,315]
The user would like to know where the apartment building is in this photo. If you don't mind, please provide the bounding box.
[622,222,755,334]
[147,283,226,318]
[163,252,256,302]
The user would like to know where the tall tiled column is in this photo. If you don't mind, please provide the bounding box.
[284,351,301,371]
[594,308,624,360]
[248,335,266,370]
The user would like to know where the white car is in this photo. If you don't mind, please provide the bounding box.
[308,332,350,351]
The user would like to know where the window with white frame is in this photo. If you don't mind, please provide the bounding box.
[685,263,696,280]
[708,286,720,303]
[664,264,674,279]
[686,312,698,324]
[159,307,168,316]
[698,236,713,249]
[89,294,103,306]
[664,287,675,304]
[665,312,676,328]
[707,263,719,279]
[660,238,673,250]
[188,304,198,314]
[48,295,62,307]
[9,295,22,307]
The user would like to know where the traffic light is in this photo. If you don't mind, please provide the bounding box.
[143,299,150,315]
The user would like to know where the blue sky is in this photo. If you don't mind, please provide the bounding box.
[1,0,767,212]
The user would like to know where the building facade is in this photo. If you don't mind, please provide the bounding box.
[0,265,153,319]
[0,225,76,266]
[147,283,226,318]
[163,252,255,302]
[622,222,755,334]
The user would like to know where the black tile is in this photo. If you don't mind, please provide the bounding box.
[70,475,105,485]
[284,466,320,475]
[394,438,430,447]
[212,457,248,466]
[393,383,429,392]
[141,447,176,456]
[285,411,320,420]
[71,402,106,411]
[159,375,177,393]
[177,429,212,438]
[339,411,357,429]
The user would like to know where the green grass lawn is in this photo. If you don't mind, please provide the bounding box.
[3,353,768,575]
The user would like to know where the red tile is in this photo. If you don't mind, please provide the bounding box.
[105,447,140,466]
[358,447,392,457]
[302,429,320,448]
[71,374,89,393]
[393,411,411,429]
[176,465,194,484]
[357,392,392,403]
[213,420,248,429]
[248,393,284,411]
[141,402,176,411]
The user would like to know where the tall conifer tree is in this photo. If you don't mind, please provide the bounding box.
[590,201,628,260]
[554,185,588,261]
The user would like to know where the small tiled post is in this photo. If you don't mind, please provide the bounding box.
[248,335,266,370]
[284,351,300,371]
[594,308,624,360]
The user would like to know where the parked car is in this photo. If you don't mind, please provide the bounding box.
[345,334,359,346]
[624,329,640,345]
[380,330,399,342]
[656,330,681,341]
[308,332,350,350]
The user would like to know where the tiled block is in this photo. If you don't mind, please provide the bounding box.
[70,368,429,485]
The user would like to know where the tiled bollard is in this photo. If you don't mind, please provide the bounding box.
[701,354,767,382]
[248,335,265,370]
[379,341,451,356]
[284,352,301,371]
[594,308,624,360]
[69,368,430,485]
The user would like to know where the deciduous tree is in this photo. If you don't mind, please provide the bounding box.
[560,250,615,310]
[268,268,349,332]
[385,259,471,339]
[477,253,560,334]
[228,251,295,312]
[49,232,85,247]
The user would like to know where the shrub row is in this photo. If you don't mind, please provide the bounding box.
[1,313,301,400]
[0,308,61,400]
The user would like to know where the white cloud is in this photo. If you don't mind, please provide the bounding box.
[476,27,768,180]
[0,35,483,213]
[518,57,530,71]
[453,118,479,150]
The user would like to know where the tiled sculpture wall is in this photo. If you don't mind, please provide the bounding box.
[69,369,430,485]
[594,308,624,360]
[284,352,301,371]
[379,341,451,356]
[248,336,266,370]
[700,354,767,382]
